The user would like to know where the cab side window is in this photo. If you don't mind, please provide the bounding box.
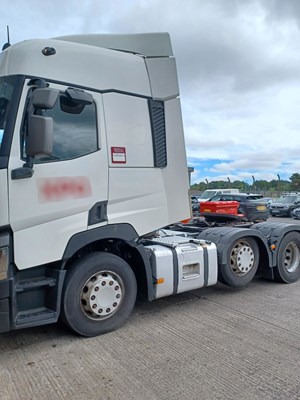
[23,92,98,162]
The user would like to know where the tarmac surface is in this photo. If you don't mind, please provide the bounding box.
[1,216,300,400]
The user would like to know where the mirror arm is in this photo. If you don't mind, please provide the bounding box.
[24,155,34,169]
[11,155,34,180]
[11,165,34,180]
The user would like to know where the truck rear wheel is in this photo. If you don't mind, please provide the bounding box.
[61,252,137,336]
[218,237,259,287]
[274,232,300,283]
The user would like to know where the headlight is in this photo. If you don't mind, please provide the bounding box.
[0,247,9,280]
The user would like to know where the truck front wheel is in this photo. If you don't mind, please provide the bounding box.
[218,237,259,287]
[274,232,300,283]
[61,252,137,336]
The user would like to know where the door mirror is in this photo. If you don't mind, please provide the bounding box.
[60,88,94,115]
[31,88,59,109]
[26,115,53,156]
[65,87,93,105]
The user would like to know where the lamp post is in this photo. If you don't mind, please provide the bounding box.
[252,175,256,191]
[227,177,231,188]
[277,174,281,196]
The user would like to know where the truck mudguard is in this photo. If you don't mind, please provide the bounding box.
[63,223,139,259]
[62,223,154,301]
[252,222,300,266]
[197,226,273,277]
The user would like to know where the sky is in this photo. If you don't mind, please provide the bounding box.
[2,0,300,184]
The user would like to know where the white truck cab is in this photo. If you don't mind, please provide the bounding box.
[0,33,299,337]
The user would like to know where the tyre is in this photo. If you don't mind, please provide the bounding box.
[218,237,259,287]
[274,232,300,283]
[61,252,137,336]
[288,209,294,218]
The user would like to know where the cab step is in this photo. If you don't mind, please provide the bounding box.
[12,268,66,330]
[16,277,56,292]
[16,307,56,327]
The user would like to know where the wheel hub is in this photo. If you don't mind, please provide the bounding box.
[81,271,123,320]
[283,242,300,273]
[230,241,255,275]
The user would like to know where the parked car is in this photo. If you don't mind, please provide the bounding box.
[197,188,239,202]
[191,196,200,213]
[256,197,278,209]
[291,207,300,219]
[208,193,269,222]
[269,194,300,217]
[245,193,263,200]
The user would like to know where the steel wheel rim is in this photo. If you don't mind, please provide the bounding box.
[80,270,125,320]
[230,240,255,276]
[283,242,300,273]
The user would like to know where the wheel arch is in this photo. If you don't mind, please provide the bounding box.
[62,224,154,301]
[197,226,272,279]
[252,222,300,267]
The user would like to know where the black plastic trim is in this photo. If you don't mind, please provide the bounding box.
[88,201,108,226]
[170,247,179,295]
[197,226,273,280]
[0,277,12,333]
[148,99,167,168]
[0,298,10,333]
[197,226,272,267]
[63,223,139,260]
[11,166,34,180]
[252,222,300,266]
[0,278,10,299]
[203,246,209,287]
[0,75,25,169]
[129,242,154,301]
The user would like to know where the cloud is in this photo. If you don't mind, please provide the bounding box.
[2,0,300,185]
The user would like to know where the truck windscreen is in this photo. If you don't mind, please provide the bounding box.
[0,78,15,150]
[0,75,23,168]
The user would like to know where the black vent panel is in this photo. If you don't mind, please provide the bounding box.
[148,99,167,168]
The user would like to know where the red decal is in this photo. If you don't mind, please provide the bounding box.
[38,177,92,202]
[111,146,126,164]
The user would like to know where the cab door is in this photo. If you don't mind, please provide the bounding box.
[8,81,108,270]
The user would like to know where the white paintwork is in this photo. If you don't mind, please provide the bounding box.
[0,39,151,98]
[13,211,90,268]
[2,33,191,269]
[103,94,154,168]
[107,167,169,234]
[55,33,173,57]
[8,81,109,269]
[106,96,190,235]
[162,99,191,223]
[145,57,179,100]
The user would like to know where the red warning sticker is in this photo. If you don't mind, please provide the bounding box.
[111,146,126,164]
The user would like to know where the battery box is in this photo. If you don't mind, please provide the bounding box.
[145,237,218,299]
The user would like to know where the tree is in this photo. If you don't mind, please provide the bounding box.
[290,173,300,192]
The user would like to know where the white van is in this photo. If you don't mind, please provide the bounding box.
[197,189,240,202]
